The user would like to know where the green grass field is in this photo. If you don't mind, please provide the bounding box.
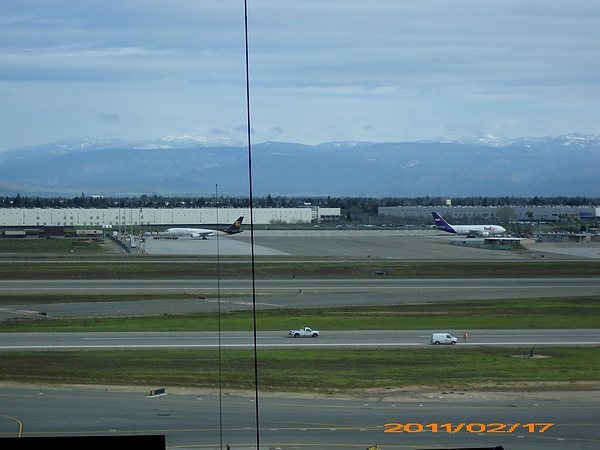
[1,297,598,392]
[1,260,599,279]
[1,297,598,332]
[1,238,598,392]
[1,347,598,392]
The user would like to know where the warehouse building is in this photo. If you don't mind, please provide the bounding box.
[378,205,600,223]
[0,207,341,228]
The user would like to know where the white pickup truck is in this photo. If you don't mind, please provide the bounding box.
[289,327,320,338]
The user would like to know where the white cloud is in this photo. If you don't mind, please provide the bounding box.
[1,0,599,150]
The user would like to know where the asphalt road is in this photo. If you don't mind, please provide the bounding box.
[1,329,600,350]
[0,385,597,449]
[1,278,598,320]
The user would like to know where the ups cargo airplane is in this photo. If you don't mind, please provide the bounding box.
[432,211,506,237]
[164,216,244,239]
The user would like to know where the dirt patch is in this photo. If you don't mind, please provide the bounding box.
[362,381,600,403]
[2,381,598,403]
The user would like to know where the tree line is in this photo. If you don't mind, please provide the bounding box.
[2,194,598,219]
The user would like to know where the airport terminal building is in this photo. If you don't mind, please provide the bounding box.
[0,206,341,228]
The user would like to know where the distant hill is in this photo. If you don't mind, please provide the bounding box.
[0,134,598,197]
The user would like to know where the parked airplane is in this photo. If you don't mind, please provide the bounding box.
[164,216,244,239]
[431,211,506,237]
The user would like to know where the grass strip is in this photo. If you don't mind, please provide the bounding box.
[1,347,598,392]
[1,297,598,332]
[1,260,599,279]
[0,238,106,254]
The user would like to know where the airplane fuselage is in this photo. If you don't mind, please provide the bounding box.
[431,211,506,236]
[164,228,215,239]
[442,224,506,236]
[163,217,244,240]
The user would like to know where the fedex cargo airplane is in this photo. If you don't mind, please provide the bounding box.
[431,212,506,237]
[164,216,244,239]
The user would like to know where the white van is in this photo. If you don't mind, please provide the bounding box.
[430,333,458,345]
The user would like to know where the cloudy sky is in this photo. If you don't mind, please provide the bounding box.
[1,0,599,152]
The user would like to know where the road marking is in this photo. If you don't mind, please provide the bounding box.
[1,341,599,350]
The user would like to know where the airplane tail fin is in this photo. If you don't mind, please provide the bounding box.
[431,212,456,234]
[223,216,244,234]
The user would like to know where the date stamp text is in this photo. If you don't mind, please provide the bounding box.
[384,422,554,434]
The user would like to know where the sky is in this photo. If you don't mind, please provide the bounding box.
[1,0,600,152]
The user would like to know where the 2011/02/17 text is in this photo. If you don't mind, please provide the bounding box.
[384,422,554,434]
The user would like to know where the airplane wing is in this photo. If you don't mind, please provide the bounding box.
[467,229,487,237]
[189,230,215,239]
[164,228,215,239]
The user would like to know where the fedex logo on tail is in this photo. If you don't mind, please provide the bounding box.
[432,212,456,233]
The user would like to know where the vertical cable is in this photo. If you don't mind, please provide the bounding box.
[243,1,261,448]
[215,184,224,449]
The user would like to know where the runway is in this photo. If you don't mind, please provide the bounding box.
[1,232,599,448]
[0,277,598,320]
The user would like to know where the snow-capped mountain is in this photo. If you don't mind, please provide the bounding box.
[0,134,598,197]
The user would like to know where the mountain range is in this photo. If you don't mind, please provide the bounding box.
[0,133,598,198]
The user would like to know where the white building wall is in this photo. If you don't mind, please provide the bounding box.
[512,205,600,221]
[378,206,600,222]
[0,207,329,227]
[315,207,340,220]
